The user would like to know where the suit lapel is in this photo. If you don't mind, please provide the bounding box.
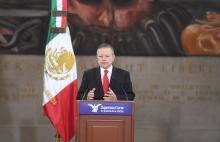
[95,67,104,98]
[110,67,117,87]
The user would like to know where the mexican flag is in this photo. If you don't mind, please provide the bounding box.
[43,0,77,142]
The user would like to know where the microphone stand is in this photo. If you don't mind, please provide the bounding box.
[122,87,129,101]
[82,88,89,100]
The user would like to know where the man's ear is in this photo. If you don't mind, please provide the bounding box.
[112,55,115,61]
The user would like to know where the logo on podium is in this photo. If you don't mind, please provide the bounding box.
[88,104,102,112]
[79,101,132,115]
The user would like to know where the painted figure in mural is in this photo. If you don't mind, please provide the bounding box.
[181,11,220,55]
[0,0,220,56]
[0,0,49,54]
[68,0,154,31]
[67,0,194,56]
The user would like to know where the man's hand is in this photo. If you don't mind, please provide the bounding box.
[87,88,95,100]
[103,88,117,101]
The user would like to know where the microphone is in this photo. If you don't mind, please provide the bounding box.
[81,88,89,100]
[121,87,129,101]
[82,88,96,100]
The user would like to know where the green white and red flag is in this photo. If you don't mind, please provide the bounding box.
[43,0,77,141]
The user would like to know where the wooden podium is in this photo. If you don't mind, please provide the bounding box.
[76,101,135,142]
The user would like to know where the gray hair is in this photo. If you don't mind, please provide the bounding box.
[97,43,115,55]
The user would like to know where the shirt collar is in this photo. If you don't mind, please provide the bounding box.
[100,65,113,73]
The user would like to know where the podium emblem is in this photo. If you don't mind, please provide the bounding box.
[88,104,102,112]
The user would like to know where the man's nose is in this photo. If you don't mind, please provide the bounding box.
[101,57,107,60]
[96,0,113,28]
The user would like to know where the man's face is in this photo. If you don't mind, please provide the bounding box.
[97,47,115,69]
[68,0,154,31]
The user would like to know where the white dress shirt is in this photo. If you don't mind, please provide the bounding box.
[100,65,113,84]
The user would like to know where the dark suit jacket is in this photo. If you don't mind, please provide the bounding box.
[77,66,135,100]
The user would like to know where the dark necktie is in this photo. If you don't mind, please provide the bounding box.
[103,70,109,94]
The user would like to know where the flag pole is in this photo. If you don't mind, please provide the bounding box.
[43,0,77,141]
[54,133,61,142]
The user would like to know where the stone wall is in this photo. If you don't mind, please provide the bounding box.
[0,55,220,142]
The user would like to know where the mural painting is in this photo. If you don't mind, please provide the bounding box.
[0,0,219,56]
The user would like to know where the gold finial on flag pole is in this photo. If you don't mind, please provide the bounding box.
[54,133,61,142]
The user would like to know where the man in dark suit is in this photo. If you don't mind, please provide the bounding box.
[77,43,135,101]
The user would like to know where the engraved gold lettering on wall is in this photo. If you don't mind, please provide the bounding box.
[134,59,220,104]
[0,56,43,103]
[0,84,17,102]
[161,63,215,73]
[136,81,220,103]
[17,84,37,98]
[0,83,39,102]
[0,60,9,71]
[77,63,97,73]
[0,58,42,73]
[118,63,144,73]
[1,56,220,105]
